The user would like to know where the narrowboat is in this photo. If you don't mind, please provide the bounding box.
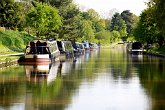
[82,40,90,50]
[76,42,85,54]
[72,42,85,56]
[57,40,74,60]
[19,39,60,64]
[130,42,143,55]
[89,43,99,50]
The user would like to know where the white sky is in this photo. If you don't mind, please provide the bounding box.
[74,0,148,17]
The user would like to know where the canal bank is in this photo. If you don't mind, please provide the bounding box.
[1,44,165,69]
[146,52,165,58]
[0,53,23,68]
[145,45,165,57]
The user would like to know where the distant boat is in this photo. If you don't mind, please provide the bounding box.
[72,42,85,56]
[19,39,60,64]
[130,42,143,55]
[82,40,90,50]
[89,43,99,50]
[57,40,74,61]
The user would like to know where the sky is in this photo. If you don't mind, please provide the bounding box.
[74,0,148,18]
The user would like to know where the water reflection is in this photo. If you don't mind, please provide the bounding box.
[25,61,68,110]
[25,62,60,84]
[2,48,165,109]
[137,56,165,110]
[67,48,150,110]
[0,66,25,110]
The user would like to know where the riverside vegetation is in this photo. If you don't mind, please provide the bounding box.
[0,30,34,63]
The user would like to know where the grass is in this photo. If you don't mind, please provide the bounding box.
[0,30,34,54]
[0,30,35,63]
[0,56,19,63]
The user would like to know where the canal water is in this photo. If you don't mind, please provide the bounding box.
[0,46,165,110]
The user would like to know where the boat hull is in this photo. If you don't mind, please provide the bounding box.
[131,49,143,55]
[19,53,60,65]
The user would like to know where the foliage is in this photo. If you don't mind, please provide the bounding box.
[133,3,161,45]
[26,2,62,38]
[57,3,80,40]
[121,10,137,37]
[95,30,111,43]
[38,0,81,40]
[111,30,121,42]
[132,0,165,48]
[81,9,105,33]
[0,0,20,28]
[81,20,95,42]
[15,1,33,31]
[46,0,73,8]
[0,0,147,46]
[150,0,165,45]
[108,13,127,38]
[94,19,106,32]
[0,30,34,53]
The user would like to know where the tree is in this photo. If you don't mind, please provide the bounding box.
[0,0,20,28]
[81,9,104,33]
[111,30,120,42]
[46,0,72,8]
[133,7,160,45]
[121,10,136,37]
[57,3,80,39]
[151,0,165,45]
[81,20,95,42]
[95,30,111,43]
[40,0,81,40]
[105,18,111,30]
[26,2,62,37]
[109,13,127,39]
[15,1,32,31]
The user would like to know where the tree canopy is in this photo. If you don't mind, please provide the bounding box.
[133,0,165,47]
[26,2,62,37]
[0,0,20,28]
[2,0,163,46]
[108,13,127,39]
[121,10,136,37]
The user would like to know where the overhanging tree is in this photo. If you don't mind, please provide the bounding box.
[151,0,165,45]
[133,7,160,45]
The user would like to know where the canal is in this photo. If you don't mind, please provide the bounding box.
[0,46,165,110]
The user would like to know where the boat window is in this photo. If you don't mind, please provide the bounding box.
[42,42,50,54]
[57,41,63,51]
[29,42,36,54]
[36,40,43,54]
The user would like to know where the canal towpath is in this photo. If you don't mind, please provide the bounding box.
[0,53,24,57]
[0,53,24,68]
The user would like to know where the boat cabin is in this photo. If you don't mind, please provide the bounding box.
[131,42,143,55]
[22,39,60,63]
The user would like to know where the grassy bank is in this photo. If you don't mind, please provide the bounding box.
[0,30,35,64]
[0,30,35,54]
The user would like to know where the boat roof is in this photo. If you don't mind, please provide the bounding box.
[30,39,56,43]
